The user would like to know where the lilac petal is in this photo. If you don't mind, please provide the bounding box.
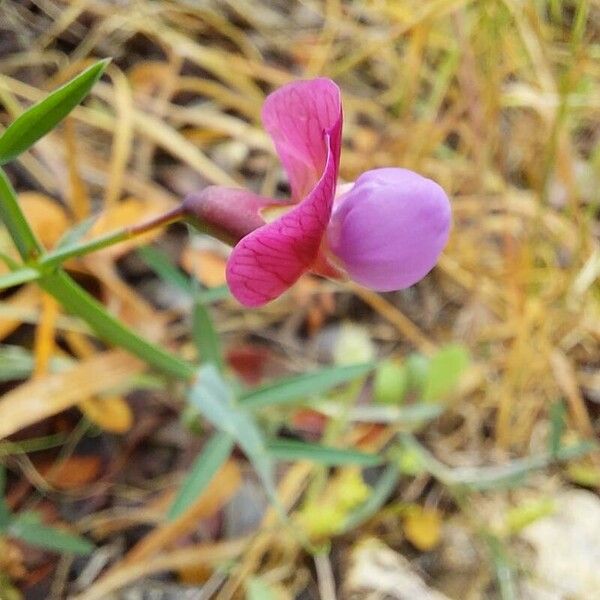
[327,168,451,291]
[262,78,342,201]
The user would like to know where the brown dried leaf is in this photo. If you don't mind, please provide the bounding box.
[0,350,144,439]
[39,455,102,490]
[79,395,133,433]
[180,247,227,288]
[125,460,241,563]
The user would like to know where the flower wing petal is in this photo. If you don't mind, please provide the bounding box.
[262,78,342,200]
[226,130,339,307]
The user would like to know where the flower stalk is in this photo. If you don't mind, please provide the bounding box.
[39,205,187,270]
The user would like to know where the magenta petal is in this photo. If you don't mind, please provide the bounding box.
[327,168,451,291]
[226,135,339,307]
[226,78,343,307]
[262,78,342,200]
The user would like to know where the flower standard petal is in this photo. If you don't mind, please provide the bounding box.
[327,168,451,291]
[225,78,343,307]
[261,78,342,200]
[226,130,339,307]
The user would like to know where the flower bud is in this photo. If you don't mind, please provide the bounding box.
[327,168,451,291]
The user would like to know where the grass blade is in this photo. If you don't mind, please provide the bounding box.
[240,362,375,410]
[40,271,195,380]
[0,167,43,260]
[188,364,275,498]
[0,60,109,164]
[246,578,278,600]
[137,245,193,294]
[167,431,234,520]
[0,466,9,531]
[0,266,40,291]
[192,299,222,368]
[0,345,34,382]
[8,513,94,555]
[341,465,399,533]
[56,215,98,249]
[268,439,382,467]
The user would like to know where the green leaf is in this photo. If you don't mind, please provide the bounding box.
[505,498,555,534]
[192,298,222,368]
[137,245,230,304]
[0,432,68,456]
[549,399,566,456]
[373,359,408,404]
[246,577,278,600]
[421,344,469,402]
[0,266,40,291]
[0,465,9,532]
[8,513,94,555]
[0,344,34,382]
[0,167,43,260]
[195,285,231,304]
[240,362,375,410]
[137,245,193,294]
[405,353,430,394]
[56,215,99,249]
[40,270,195,380]
[188,364,275,497]
[483,533,518,600]
[341,465,399,533]
[0,59,109,164]
[267,439,382,466]
[167,432,233,520]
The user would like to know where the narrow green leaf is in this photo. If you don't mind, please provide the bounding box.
[8,513,94,555]
[0,59,109,164]
[0,466,9,531]
[192,299,222,368]
[421,344,470,402]
[196,284,231,304]
[405,353,430,394]
[373,359,408,405]
[188,364,275,498]
[505,498,555,534]
[0,167,43,260]
[268,439,382,467]
[317,401,444,424]
[0,266,40,291]
[240,362,375,410]
[0,248,19,270]
[56,215,98,249]
[0,345,34,382]
[246,577,278,600]
[137,245,230,304]
[549,399,566,456]
[341,465,399,533]
[137,245,193,294]
[40,270,195,380]
[0,432,67,456]
[167,432,233,520]
[483,533,518,600]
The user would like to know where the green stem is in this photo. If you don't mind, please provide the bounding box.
[40,206,185,270]
[0,167,43,260]
[40,271,195,380]
[1,167,194,379]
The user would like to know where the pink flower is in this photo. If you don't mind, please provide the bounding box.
[186,78,451,307]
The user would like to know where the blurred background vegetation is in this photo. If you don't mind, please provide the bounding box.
[0,0,599,598]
